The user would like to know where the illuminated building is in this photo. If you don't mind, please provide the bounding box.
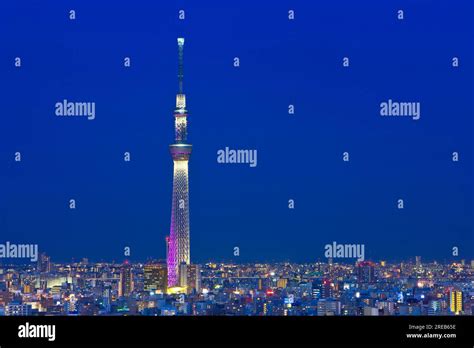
[103,287,112,313]
[277,278,288,289]
[65,294,77,314]
[119,261,134,297]
[322,279,334,298]
[179,263,201,294]
[38,253,51,273]
[363,307,379,316]
[428,300,441,315]
[356,261,375,284]
[317,299,341,316]
[5,302,32,316]
[415,256,421,266]
[0,291,13,306]
[312,286,321,299]
[168,37,192,287]
[39,275,71,289]
[449,290,463,315]
[312,279,333,299]
[144,263,168,293]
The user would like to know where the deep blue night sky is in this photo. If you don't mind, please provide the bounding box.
[1,1,472,263]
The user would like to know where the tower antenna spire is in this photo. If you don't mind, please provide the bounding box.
[177,38,185,94]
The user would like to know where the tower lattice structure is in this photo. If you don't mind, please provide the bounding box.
[167,38,192,287]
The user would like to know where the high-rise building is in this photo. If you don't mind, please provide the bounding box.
[322,279,334,298]
[103,287,112,313]
[356,261,375,284]
[415,256,421,268]
[144,263,167,293]
[119,261,134,297]
[449,290,463,315]
[38,253,51,273]
[167,37,192,287]
[179,263,201,294]
[312,278,333,299]
[65,294,77,314]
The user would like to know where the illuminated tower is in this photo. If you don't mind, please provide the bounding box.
[167,38,192,287]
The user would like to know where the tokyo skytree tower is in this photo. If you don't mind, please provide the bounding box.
[167,38,192,287]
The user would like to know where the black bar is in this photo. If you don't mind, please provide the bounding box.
[0,316,472,346]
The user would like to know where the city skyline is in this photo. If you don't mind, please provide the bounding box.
[1,248,472,266]
[0,255,472,317]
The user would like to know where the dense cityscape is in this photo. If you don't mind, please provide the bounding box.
[1,36,472,321]
[0,254,472,316]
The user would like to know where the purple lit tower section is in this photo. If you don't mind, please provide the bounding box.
[167,38,192,287]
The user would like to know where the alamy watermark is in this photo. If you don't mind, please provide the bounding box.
[18,323,55,342]
[55,99,96,120]
[324,241,365,261]
[217,147,257,167]
[380,99,420,120]
[0,242,38,262]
